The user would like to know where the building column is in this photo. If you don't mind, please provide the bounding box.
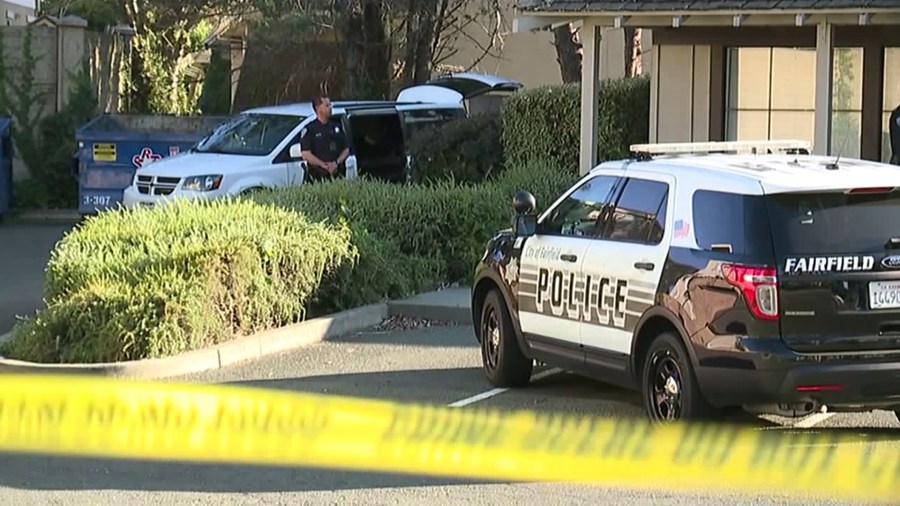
[814,21,834,155]
[860,44,885,161]
[580,19,602,175]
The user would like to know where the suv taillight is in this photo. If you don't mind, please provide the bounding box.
[723,264,779,320]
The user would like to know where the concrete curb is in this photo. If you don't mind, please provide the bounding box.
[0,302,387,379]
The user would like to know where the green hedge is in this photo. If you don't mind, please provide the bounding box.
[252,160,578,288]
[406,113,504,184]
[502,75,651,170]
[2,199,355,363]
[2,161,578,364]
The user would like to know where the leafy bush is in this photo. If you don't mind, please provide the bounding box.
[407,113,504,184]
[2,159,578,364]
[2,198,355,363]
[502,75,651,170]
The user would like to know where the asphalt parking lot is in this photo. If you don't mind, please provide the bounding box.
[0,321,895,506]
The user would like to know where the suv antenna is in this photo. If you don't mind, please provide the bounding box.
[825,150,842,170]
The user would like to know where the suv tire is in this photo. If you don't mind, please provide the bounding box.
[480,289,532,388]
[642,331,715,422]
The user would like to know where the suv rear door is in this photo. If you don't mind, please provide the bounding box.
[766,185,900,352]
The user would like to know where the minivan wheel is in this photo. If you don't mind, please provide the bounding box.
[480,289,532,388]
[642,332,714,422]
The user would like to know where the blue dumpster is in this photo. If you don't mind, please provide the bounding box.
[74,113,227,215]
[0,116,12,223]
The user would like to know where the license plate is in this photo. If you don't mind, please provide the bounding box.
[869,280,900,309]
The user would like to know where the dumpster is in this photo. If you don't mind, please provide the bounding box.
[74,113,228,215]
[0,116,12,224]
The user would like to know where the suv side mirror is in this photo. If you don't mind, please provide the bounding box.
[512,190,537,237]
[289,143,303,160]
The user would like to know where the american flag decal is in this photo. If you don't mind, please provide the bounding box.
[674,219,691,238]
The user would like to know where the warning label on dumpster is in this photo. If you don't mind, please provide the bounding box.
[92,143,116,162]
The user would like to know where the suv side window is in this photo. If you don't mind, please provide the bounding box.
[540,175,621,237]
[692,190,773,257]
[602,177,668,245]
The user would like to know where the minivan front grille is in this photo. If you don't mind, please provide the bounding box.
[136,175,181,196]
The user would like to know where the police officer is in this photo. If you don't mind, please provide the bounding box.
[300,95,350,182]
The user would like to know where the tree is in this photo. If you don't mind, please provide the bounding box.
[41,0,252,113]
[552,24,644,83]
[552,23,581,83]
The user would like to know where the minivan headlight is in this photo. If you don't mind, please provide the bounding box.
[183,174,223,192]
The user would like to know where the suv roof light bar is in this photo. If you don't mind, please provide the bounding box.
[629,140,811,159]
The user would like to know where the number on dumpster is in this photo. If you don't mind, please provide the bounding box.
[83,195,112,207]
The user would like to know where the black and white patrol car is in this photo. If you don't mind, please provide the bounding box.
[471,140,900,423]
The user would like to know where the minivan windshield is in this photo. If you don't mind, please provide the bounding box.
[765,189,900,255]
[194,113,305,156]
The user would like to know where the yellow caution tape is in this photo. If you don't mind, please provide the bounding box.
[0,373,896,501]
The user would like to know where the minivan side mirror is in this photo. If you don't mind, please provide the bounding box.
[512,190,537,237]
[289,143,303,160]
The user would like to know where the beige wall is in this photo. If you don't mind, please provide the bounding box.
[650,44,712,143]
[650,32,900,163]
[440,0,637,87]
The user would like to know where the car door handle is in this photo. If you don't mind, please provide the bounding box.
[634,261,655,271]
[560,254,578,263]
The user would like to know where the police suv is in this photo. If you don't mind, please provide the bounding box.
[472,140,900,423]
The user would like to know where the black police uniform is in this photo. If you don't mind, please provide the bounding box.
[299,118,348,182]
[890,105,899,166]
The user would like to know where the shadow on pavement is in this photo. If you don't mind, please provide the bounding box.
[0,452,501,493]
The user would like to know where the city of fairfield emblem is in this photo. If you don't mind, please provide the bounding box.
[133,147,162,168]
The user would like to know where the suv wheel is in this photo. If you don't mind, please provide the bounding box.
[480,289,532,387]
[642,331,714,422]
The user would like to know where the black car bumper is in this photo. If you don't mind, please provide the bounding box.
[693,337,900,411]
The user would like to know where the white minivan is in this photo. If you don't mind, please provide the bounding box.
[121,72,521,208]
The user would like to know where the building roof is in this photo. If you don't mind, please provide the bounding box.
[518,0,900,13]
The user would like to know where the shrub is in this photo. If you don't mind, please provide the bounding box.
[502,75,651,170]
[2,198,355,363]
[407,113,504,184]
[3,159,579,364]
[252,159,579,284]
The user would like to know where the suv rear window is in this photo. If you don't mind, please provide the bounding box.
[764,189,900,254]
[692,190,774,259]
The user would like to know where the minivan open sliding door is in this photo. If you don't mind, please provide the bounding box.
[342,107,408,183]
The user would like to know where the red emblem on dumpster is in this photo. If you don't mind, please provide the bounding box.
[133,147,162,168]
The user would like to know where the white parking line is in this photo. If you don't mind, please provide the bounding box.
[448,367,563,408]
[791,412,836,429]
